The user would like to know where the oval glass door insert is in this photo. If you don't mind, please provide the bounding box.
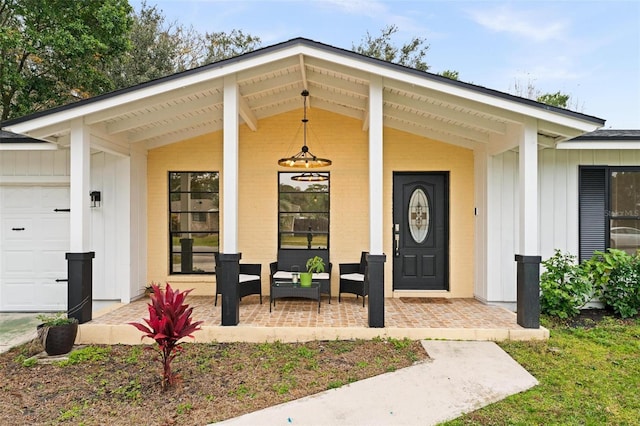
[408,188,430,243]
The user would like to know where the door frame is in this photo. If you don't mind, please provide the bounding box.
[392,171,450,291]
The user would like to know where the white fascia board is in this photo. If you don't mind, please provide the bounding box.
[0,142,59,150]
[556,141,640,150]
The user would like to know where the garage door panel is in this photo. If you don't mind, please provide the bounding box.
[2,218,35,244]
[2,280,66,311]
[1,187,36,212]
[40,251,67,276]
[2,280,36,308]
[1,186,70,311]
[41,187,70,209]
[38,217,70,247]
[2,251,35,274]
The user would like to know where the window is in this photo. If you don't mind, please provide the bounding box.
[579,166,640,260]
[278,172,329,249]
[169,172,219,273]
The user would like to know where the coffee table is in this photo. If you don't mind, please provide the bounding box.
[270,280,320,313]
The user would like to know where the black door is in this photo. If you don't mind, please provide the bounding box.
[393,172,449,290]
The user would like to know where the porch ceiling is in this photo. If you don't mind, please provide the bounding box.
[2,39,604,154]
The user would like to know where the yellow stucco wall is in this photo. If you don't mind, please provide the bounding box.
[146,108,474,298]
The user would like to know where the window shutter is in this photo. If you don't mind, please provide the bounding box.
[579,167,606,261]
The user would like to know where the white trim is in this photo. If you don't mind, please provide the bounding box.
[369,75,384,255]
[0,143,58,151]
[556,141,640,150]
[518,118,538,255]
[222,75,239,253]
[69,118,91,252]
[0,176,70,184]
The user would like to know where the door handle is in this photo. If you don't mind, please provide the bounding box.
[394,223,400,257]
[11,227,25,231]
[56,279,68,283]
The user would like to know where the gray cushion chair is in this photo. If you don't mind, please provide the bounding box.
[214,253,262,306]
[339,251,368,306]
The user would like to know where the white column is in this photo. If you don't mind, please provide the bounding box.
[222,75,239,253]
[518,118,538,255]
[473,147,489,301]
[369,75,384,255]
[69,118,91,252]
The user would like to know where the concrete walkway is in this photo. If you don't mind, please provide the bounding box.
[0,312,42,353]
[217,340,538,426]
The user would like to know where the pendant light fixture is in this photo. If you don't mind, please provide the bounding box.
[291,172,329,182]
[277,90,332,169]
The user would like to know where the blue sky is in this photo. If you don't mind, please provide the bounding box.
[132,0,640,129]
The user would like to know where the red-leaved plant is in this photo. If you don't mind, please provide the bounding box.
[129,282,203,390]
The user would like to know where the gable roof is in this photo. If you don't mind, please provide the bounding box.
[571,129,640,141]
[0,130,44,143]
[1,37,605,153]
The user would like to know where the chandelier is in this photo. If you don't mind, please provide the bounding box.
[291,172,329,182]
[277,90,332,169]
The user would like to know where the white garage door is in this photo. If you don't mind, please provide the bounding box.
[0,186,70,311]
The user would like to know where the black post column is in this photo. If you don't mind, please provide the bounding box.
[218,253,241,326]
[515,254,541,328]
[65,252,95,324]
[366,253,386,328]
[180,238,193,273]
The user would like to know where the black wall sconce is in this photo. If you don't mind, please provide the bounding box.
[90,191,101,208]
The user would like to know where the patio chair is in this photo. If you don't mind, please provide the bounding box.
[339,251,368,306]
[214,253,263,306]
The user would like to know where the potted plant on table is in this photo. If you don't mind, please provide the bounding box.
[300,255,325,287]
[36,312,78,356]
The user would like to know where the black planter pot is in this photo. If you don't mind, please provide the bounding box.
[37,322,78,356]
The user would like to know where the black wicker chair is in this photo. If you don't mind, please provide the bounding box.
[339,251,368,306]
[214,253,262,306]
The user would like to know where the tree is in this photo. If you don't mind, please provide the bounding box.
[201,29,261,65]
[510,78,578,110]
[439,70,459,80]
[536,91,570,108]
[107,3,261,90]
[0,0,133,121]
[352,25,430,71]
[106,2,194,90]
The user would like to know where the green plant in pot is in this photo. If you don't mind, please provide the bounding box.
[300,256,325,287]
[36,312,78,356]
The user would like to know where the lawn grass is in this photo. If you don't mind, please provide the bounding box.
[444,316,640,425]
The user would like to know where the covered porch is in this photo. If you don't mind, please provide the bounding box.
[78,295,548,345]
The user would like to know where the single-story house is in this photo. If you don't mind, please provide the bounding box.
[1,38,633,326]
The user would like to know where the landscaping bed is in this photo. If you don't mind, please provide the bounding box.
[0,338,427,425]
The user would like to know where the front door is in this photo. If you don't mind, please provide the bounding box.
[393,172,449,290]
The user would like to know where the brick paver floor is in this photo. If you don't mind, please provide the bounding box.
[92,295,520,330]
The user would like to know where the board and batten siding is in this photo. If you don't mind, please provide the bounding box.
[484,148,640,306]
[0,150,70,182]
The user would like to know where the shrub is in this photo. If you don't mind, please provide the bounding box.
[580,249,640,318]
[589,249,640,318]
[129,283,203,390]
[540,250,592,318]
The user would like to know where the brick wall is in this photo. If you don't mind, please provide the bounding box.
[146,108,474,297]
